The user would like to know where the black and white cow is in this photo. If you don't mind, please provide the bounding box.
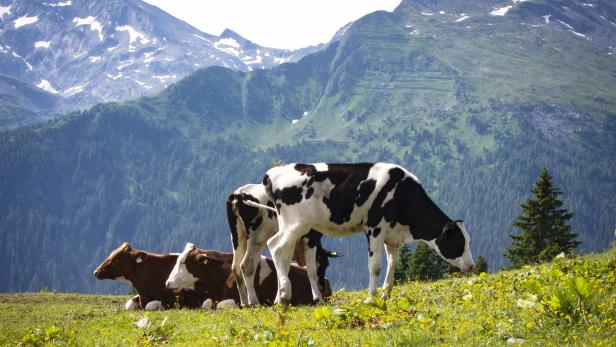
[257,163,475,304]
[226,183,340,306]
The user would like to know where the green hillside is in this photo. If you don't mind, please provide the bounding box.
[1,0,615,292]
[1,246,614,346]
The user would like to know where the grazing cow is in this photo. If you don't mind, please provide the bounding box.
[258,163,475,304]
[226,183,341,306]
[93,242,206,310]
[165,243,333,306]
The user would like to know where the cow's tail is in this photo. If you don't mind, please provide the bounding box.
[242,199,278,214]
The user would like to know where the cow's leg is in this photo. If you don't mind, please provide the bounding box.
[267,224,305,305]
[301,237,323,303]
[231,235,249,307]
[242,239,266,306]
[381,243,400,298]
[366,228,385,296]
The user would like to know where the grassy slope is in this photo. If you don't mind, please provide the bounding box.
[1,247,614,346]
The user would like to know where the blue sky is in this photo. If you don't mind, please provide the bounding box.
[143,0,401,49]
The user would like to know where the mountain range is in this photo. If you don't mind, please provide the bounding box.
[0,0,615,293]
[0,0,336,128]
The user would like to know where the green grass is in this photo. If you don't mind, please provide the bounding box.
[2,247,615,346]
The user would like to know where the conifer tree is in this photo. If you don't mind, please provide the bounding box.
[505,168,580,267]
[474,255,488,274]
[394,245,413,283]
[407,243,449,281]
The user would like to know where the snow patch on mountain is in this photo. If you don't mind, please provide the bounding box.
[34,41,51,49]
[490,6,512,16]
[192,34,210,42]
[542,15,551,24]
[115,25,150,51]
[214,38,242,57]
[43,1,72,7]
[106,72,123,80]
[73,16,103,41]
[455,15,470,22]
[274,57,290,64]
[12,51,33,71]
[0,5,11,20]
[14,15,38,29]
[88,56,102,63]
[557,20,574,30]
[243,55,263,65]
[36,79,59,94]
[64,83,87,96]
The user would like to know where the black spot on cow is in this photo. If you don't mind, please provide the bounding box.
[250,216,263,232]
[305,163,373,225]
[266,201,276,218]
[435,222,466,259]
[274,186,304,205]
[366,167,405,227]
[381,177,450,241]
[355,179,376,207]
[237,193,262,237]
[305,187,314,199]
[263,174,273,197]
[372,227,381,238]
[225,194,239,250]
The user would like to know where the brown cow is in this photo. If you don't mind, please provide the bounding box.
[93,242,206,310]
[165,243,332,306]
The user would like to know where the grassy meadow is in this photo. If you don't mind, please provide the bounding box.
[1,246,615,346]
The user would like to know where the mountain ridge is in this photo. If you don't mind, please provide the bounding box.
[0,0,334,128]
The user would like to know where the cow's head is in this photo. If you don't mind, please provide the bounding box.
[432,220,475,272]
[166,243,203,293]
[93,242,146,281]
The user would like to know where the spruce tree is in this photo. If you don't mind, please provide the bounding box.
[394,245,413,283]
[505,168,580,267]
[407,243,450,281]
[474,255,488,274]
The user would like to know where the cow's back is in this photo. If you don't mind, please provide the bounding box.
[264,163,413,235]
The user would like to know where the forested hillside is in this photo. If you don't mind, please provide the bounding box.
[0,0,615,293]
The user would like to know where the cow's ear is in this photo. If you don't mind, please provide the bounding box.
[196,254,209,264]
[441,222,456,239]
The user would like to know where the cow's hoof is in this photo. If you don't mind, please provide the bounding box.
[216,299,239,310]
[363,296,375,304]
[275,297,291,306]
[202,298,213,310]
[125,298,140,310]
[144,300,163,311]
